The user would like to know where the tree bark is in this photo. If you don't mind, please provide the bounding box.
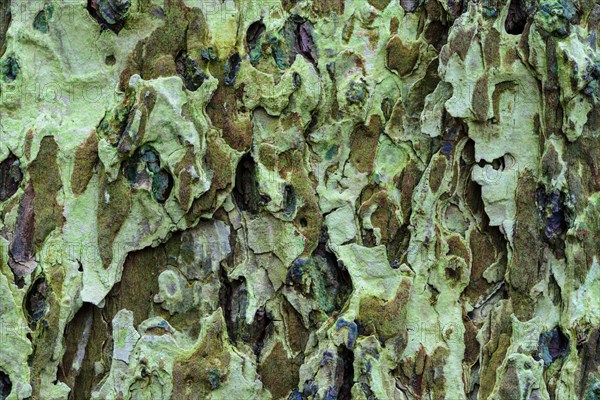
[0,0,598,399]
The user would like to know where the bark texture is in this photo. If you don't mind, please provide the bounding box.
[0,0,598,399]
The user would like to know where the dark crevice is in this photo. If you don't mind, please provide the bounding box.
[151,169,173,203]
[535,327,569,367]
[0,154,22,202]
[1,55,19,82]
[505,0,527,35]
[361,228,377,247]
[220,272,250,344]
[283,184,297,216]
[220,274,246,345]
[0,1,11,59]
[252,308,273,359]
[337,346,354,399]
[104,54,116,65]
[33,6,51,33]
[315,227,353,313]
[25,277,48,327]
[219,271,274,358]
[0,370,11,399]
[423,20,449,51]
[223,53,241,86]
[233,153,260,214]
[87,0,130,33]
[295,21,317,66]
[475,153,516,172]
[246,20,266,52]
[175,51,207,91]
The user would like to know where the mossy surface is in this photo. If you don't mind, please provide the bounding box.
[0,0,598,399]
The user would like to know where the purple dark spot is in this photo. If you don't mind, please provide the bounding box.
[535,327,569,367]
[295,22,317,65]
[441,141,453,155]
[0,154,22,201]
[336,318,358,348]
[320,350,335,366]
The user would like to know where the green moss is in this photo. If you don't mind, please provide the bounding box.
[96,169,131,268]
[0,0,599,398]
[368,0,392,10]
[257,341,300,398]
[28,136,64,251]
[386,36,420,77]
[357,280,411,342]
[349,117,381,174]
[172,314,232,399]
[71,132,99,196]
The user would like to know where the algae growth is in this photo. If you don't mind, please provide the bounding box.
[0,0,598,399]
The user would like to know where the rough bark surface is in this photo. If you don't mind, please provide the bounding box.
[0,0,598,399]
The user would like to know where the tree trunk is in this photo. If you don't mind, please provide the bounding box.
[0,0,598,399]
